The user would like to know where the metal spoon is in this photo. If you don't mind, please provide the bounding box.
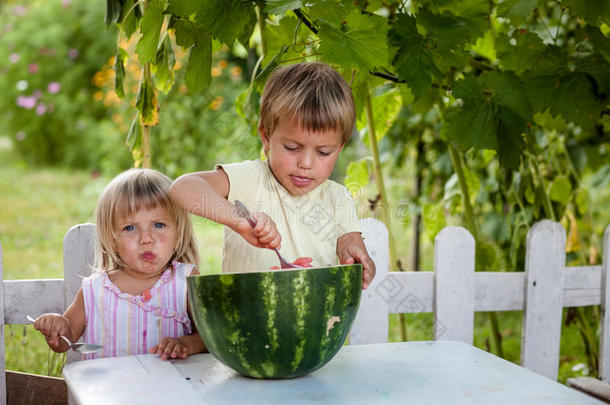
[26,315,103,354]
[233,200,302,269]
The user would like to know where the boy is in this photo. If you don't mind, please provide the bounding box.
[170,62,375,289]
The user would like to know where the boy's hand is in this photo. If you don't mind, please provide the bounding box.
[337,232,376,289]
[32,313,71,352]
[151,337,188,361]
[233,211,281,250]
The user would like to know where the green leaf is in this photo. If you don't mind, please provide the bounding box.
[574,188,588,215]
[121,0,141,39]
[564,0,610,27]
[153,34,175,94]
[496,31,545,74]
[113,47,127,99]
[106,0,123,26]
[549,175,572,203]
[167,0,198,18]
[135,0,165,64]
[344,158,370,197]
[185,34,212,94]
[423,203,446,242]
[523,70,605,132]
[261,16,306,67]
[576,26,610,64]
[255,46,288,92]
[318,10,389,72]
[264,0,303,15]
[496,0,538,26]
[126,112,141,150]
[308,0,352,24]
[174,19,197,48]
[418,6,487,52]
[136,75,159,126]
[358,86,403,144]
[389,13,441,100]
[575,54,610,95]
[445,71,531,168]
[195,0,257,45]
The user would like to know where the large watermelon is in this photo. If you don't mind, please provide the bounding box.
[187,264,362,379]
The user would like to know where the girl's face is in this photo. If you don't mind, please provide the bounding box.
[260,118,344,196]
[114,205,177,279]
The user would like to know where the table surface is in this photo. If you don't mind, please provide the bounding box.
[63,340,604,405]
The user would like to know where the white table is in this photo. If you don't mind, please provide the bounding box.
[63,340,604,404]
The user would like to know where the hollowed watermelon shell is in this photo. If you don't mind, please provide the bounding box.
[187,264,362,379]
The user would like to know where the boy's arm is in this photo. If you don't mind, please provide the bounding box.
[170,169,281,249]
[337,232,376,289]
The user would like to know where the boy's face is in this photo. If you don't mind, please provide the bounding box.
[260,118,344,196]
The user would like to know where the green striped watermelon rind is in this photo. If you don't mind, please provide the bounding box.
[187,264,362,379]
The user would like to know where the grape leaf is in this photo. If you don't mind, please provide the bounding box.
[121,0,141,39]
[575,54,610,96]
[265,0,303,15]
[308,0,352,25]
[113,47,127,99]
[389,13,441,100]
[185,34,212,94]
[344,158,370,197]
[496,0,538,26]
[173,19,198,48]
[523,70,604,132]
[496,31,545,74]
[261,16,306,67]
[318,10,389,72]
[106,0,123,26]
[153,35,175,94]
[563,0,610,27]
[194,0,256,45]
[167,0,197,18]
[135,0,165,64]
[445,71,531,168]
[136,76,159,126]
[576,26,610,64]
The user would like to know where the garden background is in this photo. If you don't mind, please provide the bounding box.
[0,0,609,383]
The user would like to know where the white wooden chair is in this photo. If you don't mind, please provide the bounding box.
[0,223,94,405]
[350,218,610,402]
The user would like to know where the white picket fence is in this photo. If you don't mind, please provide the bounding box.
[1,219,609,404]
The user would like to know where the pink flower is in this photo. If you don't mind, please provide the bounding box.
[13,5,27,16]
[28,63,39,74]
[68,49,79,59]
[9,53,19,63]
[47,82,60,94]
[16,131,26,142]
[16,96,36,109]
[33,90,42,99]
[62,0,72,7]
[36,103,47,115]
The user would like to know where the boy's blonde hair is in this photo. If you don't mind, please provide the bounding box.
[259,62,355,144]
[94,168,198,272]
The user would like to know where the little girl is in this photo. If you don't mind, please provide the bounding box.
[32,168,206,360]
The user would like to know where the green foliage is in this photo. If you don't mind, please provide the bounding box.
[0,0,117,168]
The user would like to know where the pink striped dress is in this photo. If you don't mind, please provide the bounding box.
[81,261,194,360]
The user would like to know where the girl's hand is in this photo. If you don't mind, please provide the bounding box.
[151,337,188,361]
[233,211,281,250]
[32,313,71,352]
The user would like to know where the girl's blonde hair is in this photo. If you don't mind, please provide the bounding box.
[94,168,198,272]
[259,62,356,144]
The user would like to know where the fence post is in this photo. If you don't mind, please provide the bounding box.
[434,226,475,343]
[0,242,6,405]
[521,220,565,379]
[349,218,390,344]
[63,223,95,364]
[600,225,610,383]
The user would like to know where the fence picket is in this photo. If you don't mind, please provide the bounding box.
[434,226,475,343]
[521,220,566,379]
[600,226,610,383]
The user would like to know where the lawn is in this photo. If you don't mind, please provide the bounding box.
[0,137,593,382]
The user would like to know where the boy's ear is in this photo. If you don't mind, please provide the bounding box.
[259,126,270,152]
